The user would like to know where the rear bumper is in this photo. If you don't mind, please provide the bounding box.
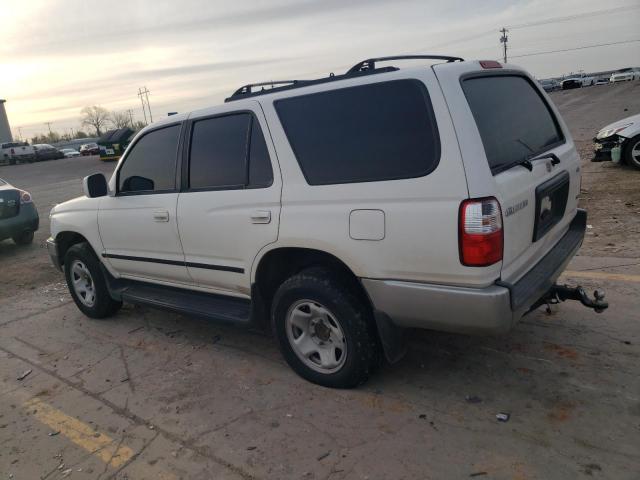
[0,203,39,241]
[362,209,586,335]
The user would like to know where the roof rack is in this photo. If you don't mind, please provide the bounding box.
[225,54,463,102]
[346,55,464,74]
[230,80,303,97]
[224,67,398,102]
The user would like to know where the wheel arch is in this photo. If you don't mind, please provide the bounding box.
[252,246,370,312]
[250,246,405,362]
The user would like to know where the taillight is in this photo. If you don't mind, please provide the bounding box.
[10,148,15,154]
[19,190,32,204]
[459,197,503,266]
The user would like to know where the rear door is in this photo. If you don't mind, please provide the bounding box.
[434,63,580,283]
[176,102,281,296]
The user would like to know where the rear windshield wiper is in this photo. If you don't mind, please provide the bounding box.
[492,153,561,174]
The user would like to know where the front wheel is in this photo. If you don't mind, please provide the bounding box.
[624,135,640,170]
[64,242,122,318]
[272,268,380,388]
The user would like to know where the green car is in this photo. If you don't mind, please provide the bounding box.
[0,177,38,245]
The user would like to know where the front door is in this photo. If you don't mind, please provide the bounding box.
[99,123,192,285]
[177,106,281,295]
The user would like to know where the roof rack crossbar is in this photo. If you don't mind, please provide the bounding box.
[231,80,304,97]
[347,55,464,74]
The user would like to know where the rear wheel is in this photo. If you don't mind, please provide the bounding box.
[12,230,34,245]
[624,135,640,170]
[272,267,379,388]
[64,242,122,319]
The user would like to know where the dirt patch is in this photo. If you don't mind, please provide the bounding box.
[547,400,577,423]
[544,343,579,360]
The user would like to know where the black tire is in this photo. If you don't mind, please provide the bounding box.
[272,267,380,388]
[12,230,34,245]
[64,242,122,319]
[624,135,640,170]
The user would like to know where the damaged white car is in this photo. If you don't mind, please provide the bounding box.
[593,113,640,169]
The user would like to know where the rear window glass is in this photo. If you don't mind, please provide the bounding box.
[462,75,563,174]
[275,80,440,185]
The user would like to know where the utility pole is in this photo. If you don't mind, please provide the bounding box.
[499,27,508,63]
[137,88,148,125]
[137,86,153,124]
[127,109,135,128]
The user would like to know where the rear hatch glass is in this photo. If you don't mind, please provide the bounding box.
[462,75,563,174]
[461,73,578,282]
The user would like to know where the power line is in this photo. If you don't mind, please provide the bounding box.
[507,39,640,59]
[508,4,640,29]
[413,4,639,54]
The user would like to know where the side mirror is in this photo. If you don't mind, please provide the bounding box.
[83,173,108,198]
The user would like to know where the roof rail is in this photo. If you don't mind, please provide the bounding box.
[230,80,304,98]
[346,55,464,74]
[224,67,398,102]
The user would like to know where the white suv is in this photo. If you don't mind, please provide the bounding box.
[47,55,607,388]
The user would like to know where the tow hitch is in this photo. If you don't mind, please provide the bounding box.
[531,284,609,314]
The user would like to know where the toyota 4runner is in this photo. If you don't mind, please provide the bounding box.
[47,55,608,388]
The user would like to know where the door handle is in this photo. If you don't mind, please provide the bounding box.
[250,210,271,224]
[153,210,170,222]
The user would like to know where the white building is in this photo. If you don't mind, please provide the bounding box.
[0,99,12,143]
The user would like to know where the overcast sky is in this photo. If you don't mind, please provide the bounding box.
[2,0,639,139]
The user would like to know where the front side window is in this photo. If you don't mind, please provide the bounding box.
[118,124,181,193]
[188,113,273,190]
[462,75,564,174]
[275,79,440,185]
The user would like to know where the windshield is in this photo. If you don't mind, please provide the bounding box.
[462,75,564,174]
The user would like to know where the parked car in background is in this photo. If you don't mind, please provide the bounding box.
[561,72,595,89]
[610,68,640,83]
[539,78,560,92]
[593,113,640,169]
[1,141,35,165]
[33,144,64,161]
[60,148,81,158]
[48,55,608,388]
[595,78,609,86]
[79,143,100,156]
[0,177,38,245]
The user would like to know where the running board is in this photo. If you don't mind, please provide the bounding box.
[118,282,251,325]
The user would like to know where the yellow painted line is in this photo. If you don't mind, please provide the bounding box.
[23,397,134,468]
[562,270,640,283]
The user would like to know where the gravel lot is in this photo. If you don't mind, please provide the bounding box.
[1,84,639,480]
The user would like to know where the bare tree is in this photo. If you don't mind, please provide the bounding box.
[109,111,131,129]
[80,105,109,136]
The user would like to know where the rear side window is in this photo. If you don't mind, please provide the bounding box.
[462,75,563,174]
[275,80,440,185]
[188,113,273,190]
[118,124,180,193]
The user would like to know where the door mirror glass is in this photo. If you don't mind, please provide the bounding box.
[121,175,155,192]
[83,173,108,198]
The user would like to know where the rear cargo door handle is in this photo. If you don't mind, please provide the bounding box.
[250,210,271,224]
[153,210,170,222]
